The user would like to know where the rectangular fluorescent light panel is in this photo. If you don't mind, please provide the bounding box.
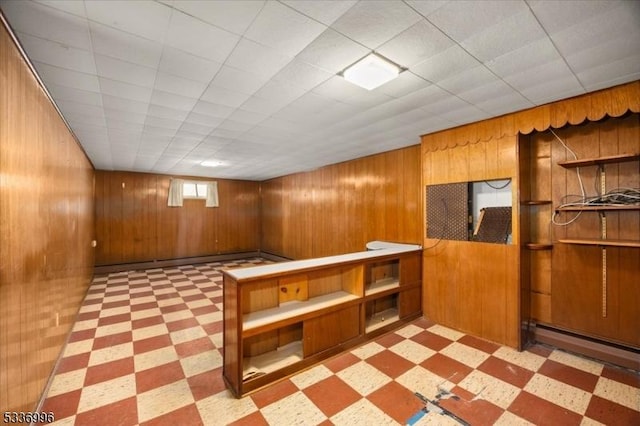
[343,53,400,90]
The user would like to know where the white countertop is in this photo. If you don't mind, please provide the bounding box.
[225,241,422,281]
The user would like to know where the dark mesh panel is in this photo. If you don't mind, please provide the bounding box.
[426,183,469,241]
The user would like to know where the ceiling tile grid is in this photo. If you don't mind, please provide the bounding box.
[0,0,638,180]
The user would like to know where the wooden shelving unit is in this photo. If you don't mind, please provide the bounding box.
[223,243,422,397]
[557,153,640,168]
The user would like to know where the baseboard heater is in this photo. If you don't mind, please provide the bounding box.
[533,324,639,371]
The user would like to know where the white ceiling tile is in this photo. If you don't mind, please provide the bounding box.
[192,101,235,119]
[576,55,640,92]
[411,44,481,83]
[104,118,144,133]
[104,107,148,125]
[89,22,164,68]
[66,113,106,127]
[427,0,527,43]
[238,96,288,115]
[99,77,153,103]
[85,0,171,42]
[217,120,254,133]
[377,19,454,68]
[142,125,178,138]
[147,104,189,121]
[311,76,368,102]
[296,28,370,73]
[281,0,357,26]
[253,80,307,105]
[437,104,490,125]
[185,111,224,128]
[32,61,100,92]
[164,10,240,62]
[144,115,183,131]
[549,2,640,57]
[243,0,327,56]
[375,71,430,98]
[331,1,422,49]
[461,11,547,62]
[438,65,497,94]
[178,122,217,136]
[505,58,581,96]
[272,59,333,90]
[341,90,395,109]
[57,99,105,117]
[45,83,103,106]
[485,38,560,78]
[2,0,92,50]
[457,79,517,105]
[475,91,535,116]
[519,76,585,105]
[566,35,640,76]
[169,0,265,35]
[15,31,97,74]
[226,109,268,126]
[94,54,156,87]
[528,0,625,36]
[225,38,293,80]
[211,65,269,95]
[200,85,251,108]
[404,0,449,18]
[153,72,208,98]
[158,47,222,82]
[149,90,198,111]
[33,0,87,17]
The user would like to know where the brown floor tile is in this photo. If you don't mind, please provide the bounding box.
[324,352,360,373]
[201,321,223,335]
[478,355,534,388]
[250,379,298,409]
[175,336,215,358]
[439,395,504,426]
[133,334,173,354]
[227,411,269,426]
[375,331,406,348]
[538,359,599,393]
[76,310,100,321]
[56,352,91,374]
[92,331,133,350]
[130,301,159,311]
[421,353,474,384]
[160,303,189,314]
[304,375,362,417]
[367,381,424,424]
[166,317,200,333]
[458,334,500,354]
[366,349,416,379]
[508,390,583,426]
[130,291,155,300]
[526,344,554,358]
[75,396,138,426]
[410,330,453,352]
[584,394,640,425]
[102,299,131,310]
[601,365,640,388]
[140,402,203,426]
[97,312,132,326]
[192,304,219,316]
[68,328,97,343]
[40,389,82,421]
[187,368,226,401]
[85,357,135,386]
[132,315,165,330]
[136,360,185,393]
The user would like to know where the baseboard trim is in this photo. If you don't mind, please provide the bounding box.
[93,251,262,275]
[533,325,639,371]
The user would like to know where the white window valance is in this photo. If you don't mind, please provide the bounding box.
[205,181,219,207]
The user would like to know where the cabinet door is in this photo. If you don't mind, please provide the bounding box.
[303,306,360,356]
[399,288,421,318]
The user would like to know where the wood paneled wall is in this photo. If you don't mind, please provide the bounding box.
[94,171,260,265]
[0,23,95,412]
[527,114,640,347]
[422,134,521,348]
[261,145,422,260]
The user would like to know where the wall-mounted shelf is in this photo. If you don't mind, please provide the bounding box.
[556,205,640,212]
[521,200,552,206]
[558,239,640,248]
[524,242,554,250]
[557,153,640,168]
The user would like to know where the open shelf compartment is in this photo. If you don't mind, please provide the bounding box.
[365,293,399,333]
[242,323,303,382]
[365,259,400,295]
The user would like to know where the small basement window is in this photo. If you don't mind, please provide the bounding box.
[183,182,208,199]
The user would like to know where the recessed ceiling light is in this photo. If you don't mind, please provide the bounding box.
[201,160,225,167]
[342,53,402,90]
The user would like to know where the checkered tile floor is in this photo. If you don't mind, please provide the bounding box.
[40,259,640,425]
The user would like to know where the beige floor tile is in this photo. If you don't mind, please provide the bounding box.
[440,341,490,369]
[77,374,136,413]
[396,366,453,401]
[289,364,333,390]
[180,350,222,378]
[337,361,392,396]
[196,390,258,425]
[457,370,521,409]
[593,376,640,411]
[427,324,465,341]
[351,341,385,359]
[88,342,134,367]
[261,392,327,426]
[390,339,436,364]
[524,373,592,414]
[134,346,178,372]
[47,369,87,397]
[94,321,132,338]
[131,323,169,341]
[493,346,546,372]
[137,379,194,423]
[548,350,604,375]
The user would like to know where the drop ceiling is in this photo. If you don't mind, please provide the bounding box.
[1,0,638,181]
